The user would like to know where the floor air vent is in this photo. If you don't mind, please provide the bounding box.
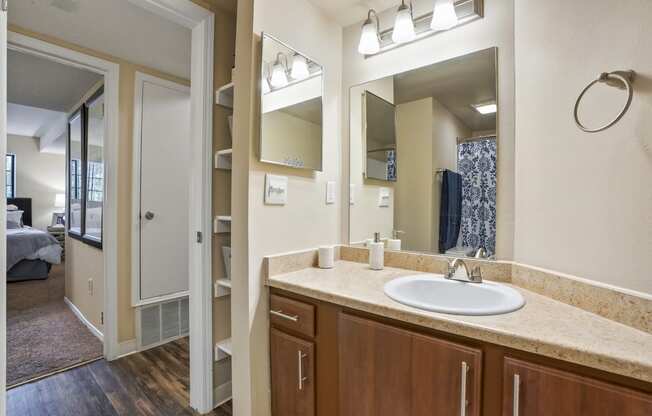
[138,297,189,349]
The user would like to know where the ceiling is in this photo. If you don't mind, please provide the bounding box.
[9,0,191,79]
[8,49,102,112]
[7,103,64,138]
[393,48,497,131]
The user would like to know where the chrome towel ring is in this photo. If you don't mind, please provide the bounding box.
[573,70,636,133]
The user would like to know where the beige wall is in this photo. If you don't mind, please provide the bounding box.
[514,0,652,294]
[349,77,395,243]
[342,0,515,260]
[7,134,65,230]
[230,0,342,414]
[65,238,104,330]
[395,98,434,251]
[9,26,190,343]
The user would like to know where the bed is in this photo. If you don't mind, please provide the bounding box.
[7,198,63,282]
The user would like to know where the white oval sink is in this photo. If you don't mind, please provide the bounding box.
[384,274,525,316]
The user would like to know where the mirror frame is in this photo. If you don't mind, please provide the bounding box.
[347,47,500,258]
[259,32,325,172]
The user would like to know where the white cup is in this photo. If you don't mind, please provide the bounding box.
[318,246,335,269]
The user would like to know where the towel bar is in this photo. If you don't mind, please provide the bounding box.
[573,70,635,133]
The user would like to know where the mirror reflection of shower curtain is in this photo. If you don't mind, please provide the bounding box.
[457,137,497,255]
[386,150,396,181]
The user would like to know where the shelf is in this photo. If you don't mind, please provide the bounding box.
[214,278,231,298]
[214,148,232,170]
[215,82,234,108]
[213,215,231,233]
[215,337,232,361]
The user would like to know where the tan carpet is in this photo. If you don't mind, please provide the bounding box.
[7,263,103,387]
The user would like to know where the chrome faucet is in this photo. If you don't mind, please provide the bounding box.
[445,258,483,283]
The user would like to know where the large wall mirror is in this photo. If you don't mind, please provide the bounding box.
[260,33,324,171]
[349,48,498,258]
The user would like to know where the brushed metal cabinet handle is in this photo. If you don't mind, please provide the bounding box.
[270,309,299,322]
[460,361,469,416]
[513,374,521,416]
[298,350,308,391]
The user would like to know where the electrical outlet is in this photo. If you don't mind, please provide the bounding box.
[88,278,93,296]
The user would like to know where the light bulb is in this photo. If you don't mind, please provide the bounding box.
[270,62,288,88]
[392,3,415,44]
[431,0,458,31]
[290,54,310,80]
[358,18,380,55]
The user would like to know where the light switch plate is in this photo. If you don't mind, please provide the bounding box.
[264,174,288,205]
[326,181,336,204]
[378,187,390,207]
[349,184,355,205]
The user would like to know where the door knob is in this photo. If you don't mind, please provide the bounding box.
[144,211,155,220]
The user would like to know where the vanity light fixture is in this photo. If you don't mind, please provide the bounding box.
[290,53,310,80]
[472,102,497,115]
[358,9,381,55]
[392,0,416,44]
[270,53,289,88]
[261,63,271,94]
[431,0,459,31]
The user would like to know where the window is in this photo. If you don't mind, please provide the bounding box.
[5,154,15,198]
[67,86,104,248]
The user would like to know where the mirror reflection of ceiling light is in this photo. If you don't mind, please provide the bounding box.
[472,102,497,115]
[431,0,458,31]
[290,54,310,80]
[392,1,416,44]
[270,53,289,88]
[358,9,381,55]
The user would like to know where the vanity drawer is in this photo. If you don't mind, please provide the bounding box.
[270,294,315,338]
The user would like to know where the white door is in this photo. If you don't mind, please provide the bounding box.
[136,74,190,300]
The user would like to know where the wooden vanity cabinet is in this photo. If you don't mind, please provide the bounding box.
[269,289,652,416]
[339,313,482,416]
[503,357,652,416]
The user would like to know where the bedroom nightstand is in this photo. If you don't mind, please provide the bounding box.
[47,226,66,261]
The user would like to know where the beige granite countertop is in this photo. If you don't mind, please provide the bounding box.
[267,260,652,384]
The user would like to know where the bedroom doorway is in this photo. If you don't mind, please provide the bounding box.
[4,48,105,387]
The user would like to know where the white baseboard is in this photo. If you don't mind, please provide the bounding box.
[64,297,104,342]
[213,381,232,408]
[116,339,138,358]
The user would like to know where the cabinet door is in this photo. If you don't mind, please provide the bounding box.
[503,358,652,416]
[412,333,482,416]
[339,313,412,416]
[339,313,482,416]
[271,329,315,416]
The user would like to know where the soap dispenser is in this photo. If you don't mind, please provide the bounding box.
[387,230,403,251]
[369,232,384,270]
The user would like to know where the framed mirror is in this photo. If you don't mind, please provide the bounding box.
[349,48,498,258]
[260,33,324,171]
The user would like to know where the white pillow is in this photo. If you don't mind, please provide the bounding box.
[7,210,23,227]
[7,204,19,211]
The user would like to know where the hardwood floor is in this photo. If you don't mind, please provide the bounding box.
[7,338,232,416]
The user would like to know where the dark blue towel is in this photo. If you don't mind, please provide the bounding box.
[439,170,462,253]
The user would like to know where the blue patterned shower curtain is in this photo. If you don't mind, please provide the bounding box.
[457,137,497,255]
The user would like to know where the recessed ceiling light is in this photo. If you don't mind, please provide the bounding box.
[472,103,497,115]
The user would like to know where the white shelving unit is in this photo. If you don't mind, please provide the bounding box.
[215,82,234,108]
[214,148,232,170]
[215,337,232,361]
[213,215,231,233]
[214,278,231,298]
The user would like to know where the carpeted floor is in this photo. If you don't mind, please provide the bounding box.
[7,263,103,387]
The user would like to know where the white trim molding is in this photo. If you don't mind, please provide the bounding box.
[0,8,8,416]
[7,31,122,365]
[128,1,215,413]
[64,297,104,342]
[131,71,191,308]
